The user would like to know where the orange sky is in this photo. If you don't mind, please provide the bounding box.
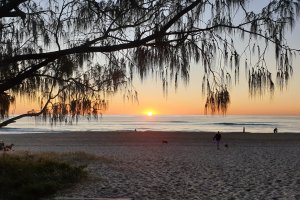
[13,54,300,116]
[13,52,300,116]
[103,63,300,116]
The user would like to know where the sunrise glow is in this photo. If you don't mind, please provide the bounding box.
[143,109,157,116]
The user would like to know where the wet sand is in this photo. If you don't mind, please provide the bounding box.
[1,131,300,199]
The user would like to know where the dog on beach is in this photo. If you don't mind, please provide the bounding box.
[4,144,14,151]
[162,140,168,144]
[224,144,229,148]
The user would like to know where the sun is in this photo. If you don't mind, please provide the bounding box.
[143,109,157,117]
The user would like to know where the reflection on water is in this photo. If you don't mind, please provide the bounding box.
[0,115,299,134]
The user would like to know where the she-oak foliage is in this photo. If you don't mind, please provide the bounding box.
[0,0,299,127]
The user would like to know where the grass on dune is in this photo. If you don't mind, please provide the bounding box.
[0,151,97,200]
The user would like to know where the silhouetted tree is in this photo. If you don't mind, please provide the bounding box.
[0,0,299,127]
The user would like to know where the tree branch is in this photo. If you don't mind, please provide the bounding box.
[0,0,205,65]
[0,80,68,127]
[0,0,27,19]
[0,58,56,93]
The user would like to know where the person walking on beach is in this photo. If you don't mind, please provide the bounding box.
[213,131,222,150]
[274,128,278,133]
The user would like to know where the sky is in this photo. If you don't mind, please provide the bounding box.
[13,1,300,116]
[104,58,300,116]
[103,12,300,116]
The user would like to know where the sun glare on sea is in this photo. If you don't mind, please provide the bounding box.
[147,111,153,117]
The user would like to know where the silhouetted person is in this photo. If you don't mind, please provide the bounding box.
[274,128,278,133]
[213,131,222,150]
[0,140,4,151]
[243,127,245,133]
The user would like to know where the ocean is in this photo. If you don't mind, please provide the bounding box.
[0,115,299,134]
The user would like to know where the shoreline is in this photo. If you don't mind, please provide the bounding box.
[1,114,299,134]
[1,129,300,134]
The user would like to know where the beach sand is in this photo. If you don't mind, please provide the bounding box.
[1,131,300,200]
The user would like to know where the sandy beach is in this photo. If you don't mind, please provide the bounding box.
[1,131,300,200]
